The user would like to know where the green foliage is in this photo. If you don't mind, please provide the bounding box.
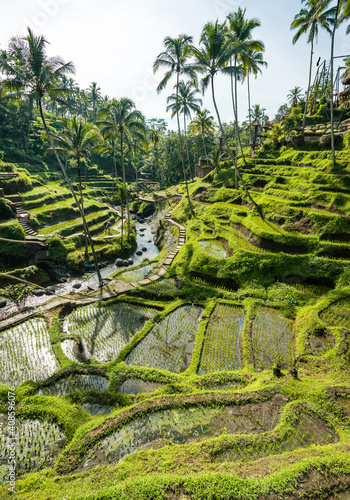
[46,237,68,260]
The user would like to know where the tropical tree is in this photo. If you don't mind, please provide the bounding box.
[88,81,102,120]
[287,86,304,107]
[207,148,228,172]
[48,115,102,257]
[166,80,202,179]
[188,109,215,156]
[116,183,127,249]
[0,27,103,284]
[192,21,262,216]
[243,49,267,144]
[226,8,265,165]
[291,0,335,134]
[100,98,145,240]
[153,34,197,217]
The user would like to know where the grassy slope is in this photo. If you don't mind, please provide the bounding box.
[1,143,350,499]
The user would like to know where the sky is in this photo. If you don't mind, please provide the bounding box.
[0,0,349,129]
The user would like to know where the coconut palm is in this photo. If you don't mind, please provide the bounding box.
[291,0,335,135]
[188,109,215,156]
[243,49,267,144]
[153,34,197,217]
[166,80,202,179]
[48,115,102,258]
[192,21,262,217]
[88,82,102,120]
[0,27,103,284]
[99,98,145,241]
[116,183,127,249]
[287,86,304,107]
[226,8,265,166]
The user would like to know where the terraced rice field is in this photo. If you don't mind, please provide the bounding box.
[320,297,350,329]
[118,379,163,395]
[0,319,58,385]
[0,416,65,483]
[198,240,227,258]
[126,305,203,373]
[144,279,179,294]
[38,374,109,396]
[251,308,295,371]
[198,305,245,375]
[118,263,156,283]
[82,394,287,470]
[63,302,158,363]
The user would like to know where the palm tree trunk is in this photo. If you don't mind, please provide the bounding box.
[38,100,103,286]
[230,65,239,189]
[201,126,207,156]
[184,114,193,181]
[77,156,89,258]
[211,76,263,218]
[303,36,314,135]
[330,0,340,168]
[176,73,194,217]
[247,73,253,148]
[120,132,131,241]
[112,139,118,201]
[120,199,124,250]
[234,60,248,167]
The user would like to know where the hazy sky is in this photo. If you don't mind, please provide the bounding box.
[1,0,349,128]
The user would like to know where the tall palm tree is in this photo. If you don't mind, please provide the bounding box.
[188,109,215,156]
[243,49,267,144]
[153,34,197,217]
[287,86,304,107]
[226,8,265,167]
[166,80,202,180]
[100,98,145,241]
[48,116,102,258]
[192,21,262,217]
[291,0,335,135]
[0,28,103,284]
[88,81,102,120]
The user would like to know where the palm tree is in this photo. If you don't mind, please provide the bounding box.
[166,80,202,180]
[291,0,335,134]
[116,183,127,250]
[88,82,102,120]
[48,116,102,258]
[100,98,145,241]
[243,49,267,144]
[226,8,265,166]
[188,109,215,156]
[0,28,103,284]
[287,86,304,107]
[192,21,262,217]
[207,148,228,173]
[153,34,197,217]
[98,101,120,198]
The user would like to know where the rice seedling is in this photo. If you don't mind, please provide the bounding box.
[64,302,158,363]
[0,415,65,482]
[80,403,113,416]
[118,264,156,283]
[320,297,350,329]
[251,308,295,371]
[0,318,58,385]
[118,379,163,395]
[126,305,203,373]
[198,305,245,375]
[38,374,109,396]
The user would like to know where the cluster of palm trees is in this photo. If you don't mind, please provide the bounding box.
[153,8,267,217]
[0,28,148,284]
[291,0,350,166]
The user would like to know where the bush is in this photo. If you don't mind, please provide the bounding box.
[0,198,16,220]
[47,237,68,260]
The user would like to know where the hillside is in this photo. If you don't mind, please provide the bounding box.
[0,131,350,500]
